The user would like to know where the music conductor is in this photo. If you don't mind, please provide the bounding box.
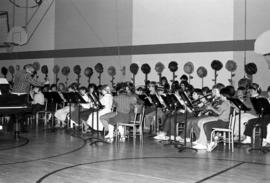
[12,64,49,94]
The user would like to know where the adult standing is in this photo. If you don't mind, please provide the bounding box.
[12,64,47,94]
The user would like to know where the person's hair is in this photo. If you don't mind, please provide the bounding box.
[149,81,157,91]
[268,86,270,92]
[161,76,168,83]
[220,87,231,98]
[202,86,210,94]
[226,85,235,97]
[193,88,203,96]
[180,80,188,88]
[180,74,188,81]
[50,84,57,90]
[69,82,79,91]
[249,83,261,94]
[79,86,87,92]
[186,84,194,93]
[88,83,98,92]
[126,82,135,93]
[58,82,66,91]
[171,81,180,93]
[136,87,143,91]
[212,83,225,91]
[237,86,245,91]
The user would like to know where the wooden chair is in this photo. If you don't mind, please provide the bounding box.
[210,108,236,152]
[116,104,145,144]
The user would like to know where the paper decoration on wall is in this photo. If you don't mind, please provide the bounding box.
[141,63,151,86]
[211,60,223,85]
[73,65,81,85]
[120,66,126,76]
[1,67,8,78]
[84,67,93,85]
[95,63,104,85]
[245,62,257,82]
[168,61,178,82]
[155,62,165,83]
[8,65,15,84]
[41,65,48,81]
[61,66,70,87]
[53,65,60,85]
[225,60,237,85]
[130,63,139,85]
[16,65,20,71]
[183,62,194,84]
[197,66,207,87]
[108,66,116,87]
[32,62,40,79]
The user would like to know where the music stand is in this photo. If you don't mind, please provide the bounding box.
[62,92,87,129]
[149,94,164,135]
[160,94,184,146]
[176,91,197,152]
[138,94,152,107]
[43,92,64,128]
[87,92,108,145]
[248,97,270,153]
[228,97,250,143]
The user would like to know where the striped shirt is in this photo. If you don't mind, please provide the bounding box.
[114,93,137,114]
[12,70,44,94]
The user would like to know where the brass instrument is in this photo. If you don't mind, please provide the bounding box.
[193,97,223,117]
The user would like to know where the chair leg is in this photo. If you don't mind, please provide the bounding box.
[36,113,39,130]
[228,132,232,150]
[133,125,136,142]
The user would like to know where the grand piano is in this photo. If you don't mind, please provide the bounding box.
[0,80,32,138]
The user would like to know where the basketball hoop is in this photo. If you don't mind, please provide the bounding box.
[254,30,270,69]
[5,26,28,46]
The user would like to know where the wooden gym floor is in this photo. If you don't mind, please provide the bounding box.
[0,129,270,183]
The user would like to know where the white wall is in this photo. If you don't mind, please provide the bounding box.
[132,0,234,44]
[55,0,132,49]
[132,0,234,88]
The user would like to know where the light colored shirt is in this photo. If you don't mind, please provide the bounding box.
[217,100,231,122]
[114,93,137,114]
[32,92,45,105]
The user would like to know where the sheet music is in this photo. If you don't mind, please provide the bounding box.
[0,78,8,84]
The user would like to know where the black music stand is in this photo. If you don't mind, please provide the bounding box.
[149,94,163,135]
[248,97,270,153]
[62,92,86,129]
[87,92,107,145]
[228,97,250,143]
[176,91,197,152]
[43,92,64,127]
[160,94,184,146]
[138,94,152,107]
